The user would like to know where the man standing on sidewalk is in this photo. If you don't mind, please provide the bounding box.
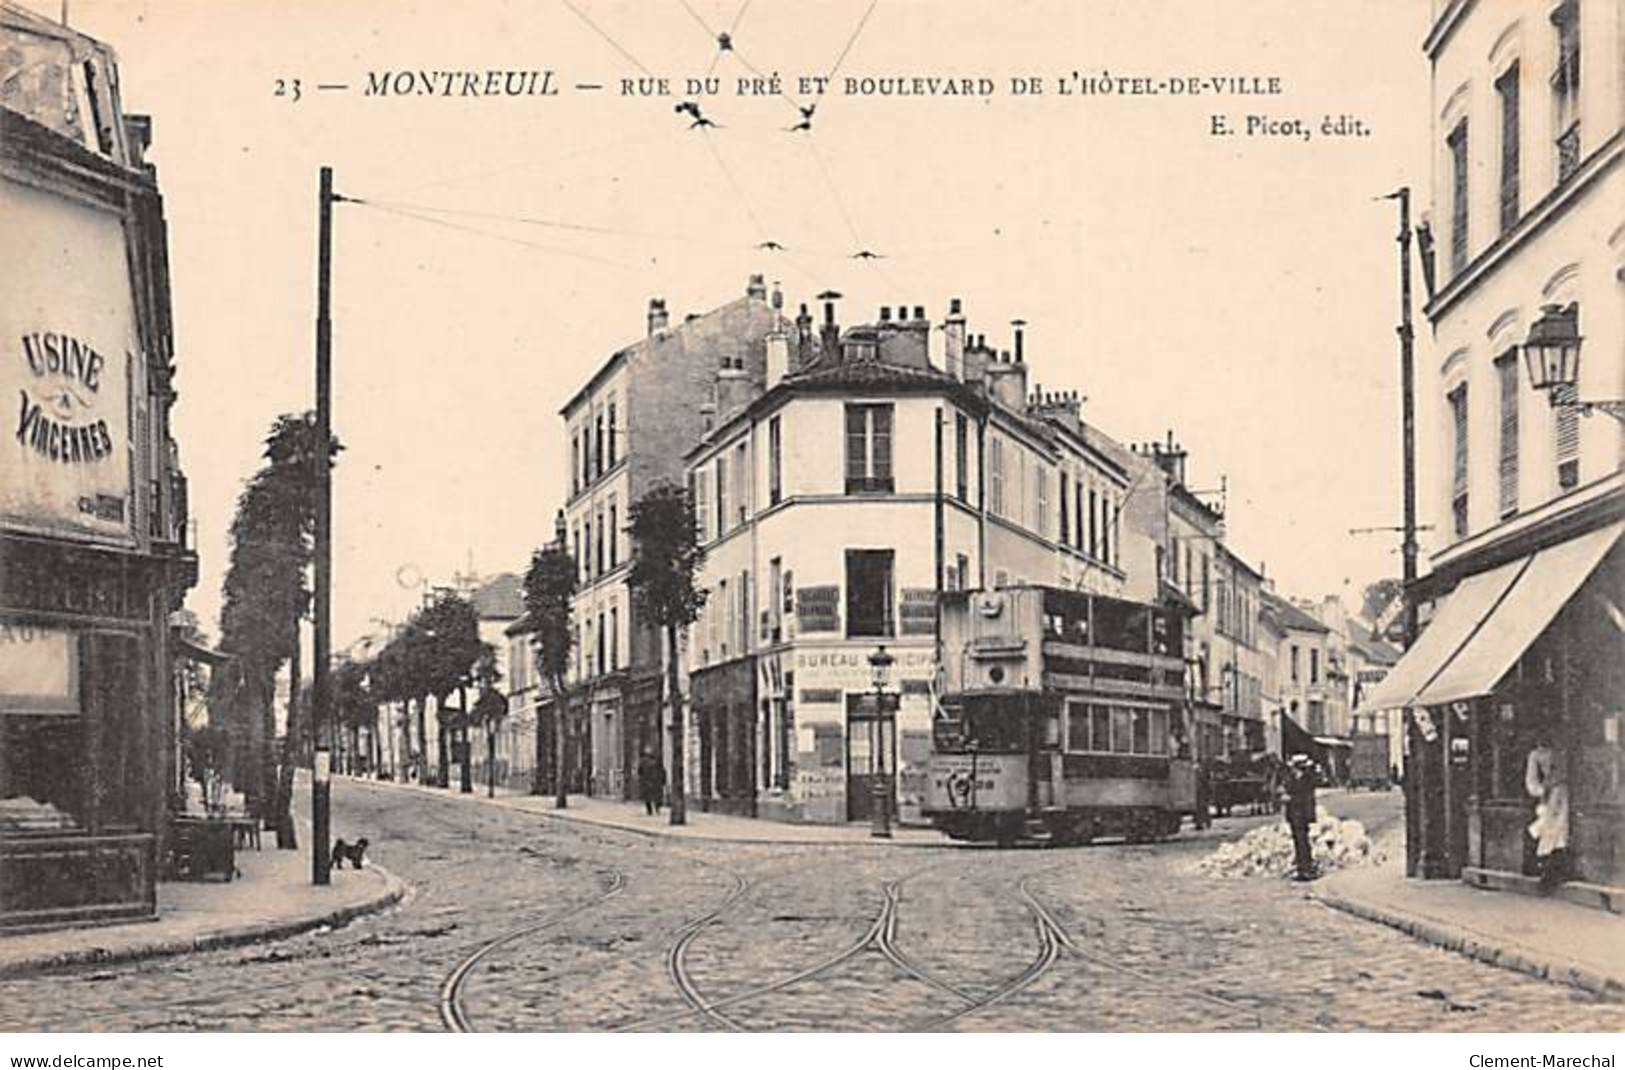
[637,749,666,816]
[1283,753,1318,881]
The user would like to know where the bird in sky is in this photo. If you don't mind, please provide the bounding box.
[717,31,733,51]
[757,240,786,250]
[690,117,721,130]
[674,101,702,120]
[851,249,885,260]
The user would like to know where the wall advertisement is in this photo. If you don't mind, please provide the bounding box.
[1,177,136,544]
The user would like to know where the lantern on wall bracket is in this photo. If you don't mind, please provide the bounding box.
[1522,303,1625,423]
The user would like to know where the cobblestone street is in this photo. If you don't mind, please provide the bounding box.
[1,781,1615,1032]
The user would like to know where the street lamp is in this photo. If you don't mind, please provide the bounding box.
[1523,303,1624,423]
[868,644,896,839]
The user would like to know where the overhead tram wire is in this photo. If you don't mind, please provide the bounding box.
[351,200,647,271]
[559,0,655,76]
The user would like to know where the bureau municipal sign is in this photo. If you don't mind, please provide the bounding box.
[1,180,135,543]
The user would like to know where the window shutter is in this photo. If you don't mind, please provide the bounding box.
[872,406,892,482]
[1496,354,1518,516]
[845,406,867,484]
[1450,385,1470,497]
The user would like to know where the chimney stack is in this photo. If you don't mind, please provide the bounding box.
[766,324,790,389]
[1012,319,1027,364]
[943,297,967,379]
[770,281,783,311]
[795,301,814,363]
[746,273,768,300]
[647,297,668,335]
[985,348,1027,410]
[879,306,892,322]
[817,290,842,362]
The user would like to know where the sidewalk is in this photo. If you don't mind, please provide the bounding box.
[1314,843,1625,999]
[357,776,959,847]
[0,835,405,977]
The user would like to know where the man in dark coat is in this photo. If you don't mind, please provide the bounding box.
[1283,753,1318,881]
[636,749,666,816]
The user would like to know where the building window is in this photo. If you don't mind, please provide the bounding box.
[768,416,782,506]
[989,436,1005,515]
[715,454,729,536]
[1087,488,1098,557]
[1310,648,1320,685]
[1555,381,1580,490]
[845,404,894,493]
[596,611,606,677]
[608,498,619,568]
[739,569,751,652]
[734,441,749,526]
[1496,351,1519,518]
[692,468,710,543]
[1200,553,1210,613]
[1496,63,1520,233]
[595,508,605,575]
[1059,473,1070,545]
[607,400,618,467]
[719,577,730,659]
[955,413,968,502]
[1110,501,1120,566]
[1449,383,1469,538]
[845,549,895,638]
[956,552,970,592]
[1037,468,1050,539]
[582,518,592,580]
[594,413,605,478]
[1447,119,1469,275]
[1553,0,1581,182]
[609,604,618,670]
[571,433,581,494]
[768,557,783,640]
[1290,644,1300,683]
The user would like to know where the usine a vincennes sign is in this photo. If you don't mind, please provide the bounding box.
[1,178,135,543]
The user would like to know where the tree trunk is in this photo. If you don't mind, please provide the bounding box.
[552,678,569,809]
[416,696,428,782]
[667,623,686,825]
[458,684,473,793]
[488,726,497,798]
[532,697,546,795]
[437,703,450,789]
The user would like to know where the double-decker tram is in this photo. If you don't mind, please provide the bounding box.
[924,586,1197,845]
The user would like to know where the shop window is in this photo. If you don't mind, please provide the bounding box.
[845,549,895,638]
[813,723,844,768]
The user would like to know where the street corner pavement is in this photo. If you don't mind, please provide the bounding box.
[0,840,407,978]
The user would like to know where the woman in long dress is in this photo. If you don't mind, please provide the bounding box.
[1524,733,1569,889]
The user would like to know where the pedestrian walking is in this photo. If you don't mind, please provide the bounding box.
[636,749,666,816]
[1524,730,1569,890]
[1282,753,1318,881]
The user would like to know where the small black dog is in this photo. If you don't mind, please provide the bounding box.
[330,837,369,870]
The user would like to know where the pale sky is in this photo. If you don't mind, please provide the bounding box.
[48,0,1437,646]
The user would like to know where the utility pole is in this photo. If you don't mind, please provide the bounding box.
[312,165,336,886]
[1385,186,1424,878]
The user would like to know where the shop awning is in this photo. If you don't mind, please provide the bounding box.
[1356,555,1527,713]
[1414,522,1621,707]
[175,636,235,667]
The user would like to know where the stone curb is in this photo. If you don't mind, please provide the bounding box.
[353,777,961,849]
[0,863,407,979]
[1314,886,1625,1001]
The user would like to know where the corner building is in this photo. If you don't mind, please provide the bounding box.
[1365,0,1622,891]
[684,295,1141,824]
[1,6,196,929]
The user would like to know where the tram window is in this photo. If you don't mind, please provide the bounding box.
[1150,709,1169,755]
[1090,705,1110,752]
[1132,709,1149,754]
[1111,707,1133,754]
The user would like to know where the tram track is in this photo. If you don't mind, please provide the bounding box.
[438,866,628,1031]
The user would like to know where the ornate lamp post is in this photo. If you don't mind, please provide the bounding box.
[868,644,896,839]
[1523,303,1624,423]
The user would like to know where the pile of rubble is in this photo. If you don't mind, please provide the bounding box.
[1196,809,1382,880]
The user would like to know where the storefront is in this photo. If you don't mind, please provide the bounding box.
[691,658,758,817]
[1,23,194,930]
[1366,496,1622,890]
